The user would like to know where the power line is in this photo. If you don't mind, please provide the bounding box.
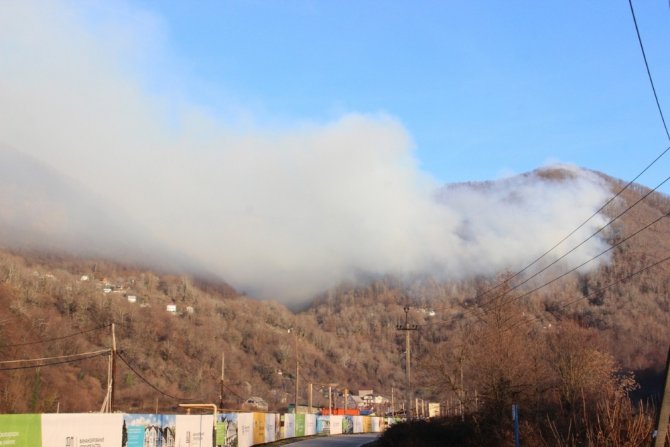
[483,173,670,313]
[222,382,245,402]
[502,209,669,309]
[450,253,670,350]
[471,0,670,315]
[499,253,670,336]
[628,0,670,142]
[471,145,670,314]
[0,349,111,365]
[116,350,198,402]
[2,323,111,348]
[0,350,109,371]
[427,203,670,337]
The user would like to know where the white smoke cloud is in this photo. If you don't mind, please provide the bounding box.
[0,1,612,304]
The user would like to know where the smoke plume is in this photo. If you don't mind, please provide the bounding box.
[0,1,612,304]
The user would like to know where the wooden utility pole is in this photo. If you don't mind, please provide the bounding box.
[396,306,418,418]
[654,345,670,447]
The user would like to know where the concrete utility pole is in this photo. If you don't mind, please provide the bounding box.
[219,352,225,409]
[654,345,670,447]
[289,328,300,413]
[396,306,418,419]
[111,323,117,412]
[328,385,333,415]
[309,383,313,414]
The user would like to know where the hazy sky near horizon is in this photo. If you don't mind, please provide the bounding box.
[0,1,667,303]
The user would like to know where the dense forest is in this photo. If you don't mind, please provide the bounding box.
[1,168,669,444]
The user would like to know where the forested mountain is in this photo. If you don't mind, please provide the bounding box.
[1,167,669,418]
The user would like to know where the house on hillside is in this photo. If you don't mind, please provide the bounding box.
[166,304,177,314]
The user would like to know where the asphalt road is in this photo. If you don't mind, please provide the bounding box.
[283,434,379,446]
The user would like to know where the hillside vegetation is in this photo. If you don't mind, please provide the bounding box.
[1,169,669,442]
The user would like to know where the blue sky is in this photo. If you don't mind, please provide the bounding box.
[132,0,670,187]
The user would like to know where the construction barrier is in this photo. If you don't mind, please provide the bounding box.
[0,412,398,447]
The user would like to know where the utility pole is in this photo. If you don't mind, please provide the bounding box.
[396,306,418,418]
[219,352,225,409]
[309,383,313,414]
[289,328,300,413]
[111,323,117,413]
[654,345,670,447]
[391,387,395,416]
[328,385,333,415]
[295,360,300,413]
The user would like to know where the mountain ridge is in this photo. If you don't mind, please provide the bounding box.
[0,165,668,414]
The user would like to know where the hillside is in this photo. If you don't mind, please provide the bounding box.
[1,167,669,415]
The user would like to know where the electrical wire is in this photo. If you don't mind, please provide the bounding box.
[628,0,670,142]
[222,383,245,402]
[483,174,670,313]
[498,209,669,310]
[116,350,198,402]
[0,350,109,371]
[0,348,111,365]
[497,252,670,337]
[424,204,669,335]
[468,0,670,318]
[460,145,670,317]
[3,323,111,348]
[438,253,670,351]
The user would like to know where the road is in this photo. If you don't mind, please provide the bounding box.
[283,434,379,446]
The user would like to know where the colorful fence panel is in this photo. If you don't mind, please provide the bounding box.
[124,413,176,447]
[362,416,372,433]
[0,414,41,447]
[371,416,381,433]
[175,415,213,447]
[263,414,276,443]
[42,413,123,447]
[304,414,316,436]
[329,415,343,435]
[216,413,237,447]
[235,414,253,447]
[282,414,295,439]
[316,415,329,434]
[0,411,388,447]
[252,413,264,446]
[294,414,305,437]
[342,416,353,434]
